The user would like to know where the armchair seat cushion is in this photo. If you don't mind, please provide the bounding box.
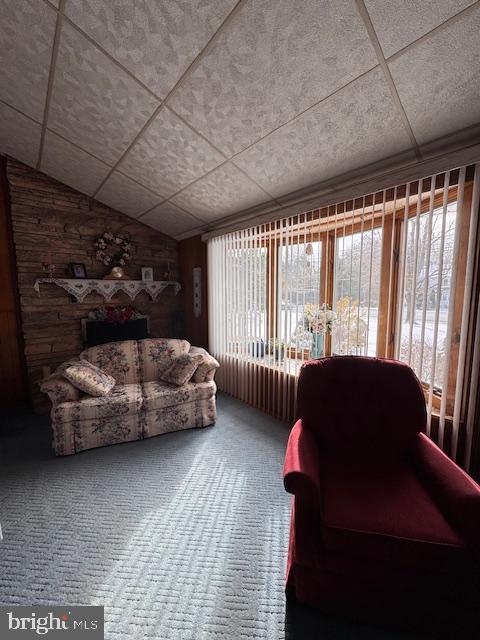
[53,384,143,423]
[321,463,467,573]
[141,380,216,412]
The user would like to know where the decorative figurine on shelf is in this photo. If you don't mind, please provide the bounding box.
[42,251,56,278]
[94,231,132,279]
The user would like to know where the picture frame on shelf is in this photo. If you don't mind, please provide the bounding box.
[141,266,153,281]
[69,263,87,279]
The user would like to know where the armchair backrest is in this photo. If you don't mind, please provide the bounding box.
[296,356,426,462]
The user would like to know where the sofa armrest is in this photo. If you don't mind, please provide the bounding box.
[284,419,321,502]
[412,432,480,546]
[40,374,81,406]
[189,346,220,383]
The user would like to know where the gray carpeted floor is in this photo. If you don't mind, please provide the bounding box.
[0,394,422,639]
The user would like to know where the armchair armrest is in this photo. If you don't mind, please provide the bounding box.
[189,346,220,383]
[412,432,480,546]
[284,419,321,502]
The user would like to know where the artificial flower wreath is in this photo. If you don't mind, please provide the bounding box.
[94,232,132,267]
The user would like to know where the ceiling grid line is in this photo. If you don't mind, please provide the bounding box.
[38,0,444,218]
[355,0,422,160]
[386,0,480,63]
[90,0,247,200]
[137,196,207,224]
[36,0,65,170]
[61,14,164,103]
[2,0,480,239]
[0,99,41,126]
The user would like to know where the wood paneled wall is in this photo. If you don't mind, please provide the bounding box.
[7,159,180,413]
[0,157,26,407]
[179,235,208,349]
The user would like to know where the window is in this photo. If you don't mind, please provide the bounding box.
[333,227,382,356]
[208,166,476,451]
[398,201,458,391]
[278,240,321,358]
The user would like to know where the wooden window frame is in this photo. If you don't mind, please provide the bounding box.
[263,174,472,418]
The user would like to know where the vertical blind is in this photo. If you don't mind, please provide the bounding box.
[208,164,480,466]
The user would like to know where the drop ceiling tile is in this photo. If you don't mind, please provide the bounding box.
[0,0,56,121]
[171,163,270,221]
[96,172,163,218]
[0,103,41,167]
[364,0,475,58]
[48,22,159,165]
[65,0,237,98]
[170,0,377,156]
[233,68,413,198]
[41,130,111,196]
[389,6,480,146]
[140,203,200,237]
[120,107,224,197]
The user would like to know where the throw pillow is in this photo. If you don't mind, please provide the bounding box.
[64,360,116,397]
[160,353,204,386]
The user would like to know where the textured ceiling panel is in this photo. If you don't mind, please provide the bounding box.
[48,23,159,165]
[64,0,237,98]
[170,0,377,156]
[0,0,56,121]
[41,131,111,196]
[233,68,413,198]
[96,171,163,217]
[120,107,224,197]
[171,163,270,221]
[365,0,475,58]
[389,5,480,146]
[1,1,479,239]
[0,103,41,167]
[140,203,201,237]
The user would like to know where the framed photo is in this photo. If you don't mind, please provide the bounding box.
[141,266,154,281]
[69,262,87,279]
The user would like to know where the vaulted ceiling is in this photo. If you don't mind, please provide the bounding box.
[1,0,479,239]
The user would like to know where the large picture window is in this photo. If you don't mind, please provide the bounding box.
[208,165,478,459]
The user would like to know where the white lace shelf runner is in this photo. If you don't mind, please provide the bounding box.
[34,278,181,302]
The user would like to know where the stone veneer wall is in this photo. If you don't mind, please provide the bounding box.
[7,159,180,413]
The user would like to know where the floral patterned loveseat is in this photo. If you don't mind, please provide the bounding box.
[40,339,219,456]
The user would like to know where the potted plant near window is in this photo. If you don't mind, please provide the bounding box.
[268,338,286,361]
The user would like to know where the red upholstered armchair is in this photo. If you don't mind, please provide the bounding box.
[284,356,480,635]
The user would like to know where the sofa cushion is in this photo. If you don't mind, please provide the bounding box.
[160,353,204,386]
[138,338,190,382]
[40,374,82,405]
[81,340,140,384]
[142,380,216,412]
[52,384,143,422]
[190,349,220,383]
[63,360,116,397]
[321,463,467,573]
